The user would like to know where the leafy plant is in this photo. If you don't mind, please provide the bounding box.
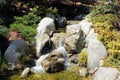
[102,53,120,70]
[29,5,58,17]
[89,2,119,18]
[79,49,87,67]
[13,13,41,28]
[9,10,42,43]
[10,23,36,43]
[0,27,9,38]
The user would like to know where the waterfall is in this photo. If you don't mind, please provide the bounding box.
[31,45,70,73]
[31,54,49,73]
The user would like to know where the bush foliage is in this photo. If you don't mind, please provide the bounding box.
[89,2,119,18]
[79,49,87,67]
[89,1,120,70]
[0,27,9,38]
[9,12,39,43]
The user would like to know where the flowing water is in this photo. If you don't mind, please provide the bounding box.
[31,54,49,73]
[31,37,70,73]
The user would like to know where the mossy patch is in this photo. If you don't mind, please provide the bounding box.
[9,70,91,80]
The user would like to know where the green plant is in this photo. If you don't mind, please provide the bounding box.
[47,7,58,15]
[10,23,36,43]
[9,70,91,80]
[13,13,41,28]
[89,2,119,18]
[90,14,118,25]
[30,5,58,17]
[0,27,9,38]
[9,11,41,42]
[79,49,87,66]
[102,53,120,70]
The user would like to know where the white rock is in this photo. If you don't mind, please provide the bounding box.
[21,67,30,78]
[93,67,120,80]
[87,39,107,73]
[78,67,88,77]
[37,17,55,34]
[85,28,98,45]
[36,17,55,57]
[79,20,93,35]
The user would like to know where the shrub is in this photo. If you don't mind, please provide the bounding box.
[89,2,119,18]
[0,27,9,38]
[9,11,42,43]
[79,49,87,67]
[90,14,118,25]
[30,5,58,17]
[10,23,36,43]
[102,53,120,70]
[13,13,41,28]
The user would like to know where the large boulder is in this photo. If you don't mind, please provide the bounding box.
[36,17,55,34]
[36,17,55,57]
[65,24,85,54]
[85,28,107,73]
[41,46,66,73]
[5,39,30,70]
[87,39,108,73]
[93,67,120,80]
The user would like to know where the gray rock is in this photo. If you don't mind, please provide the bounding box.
[74,14,86,20]
[55,15,67,29]
[21,67,30,78]
[65,24,85,53]
[87,39,107,73]
[46,12,55,20]
[93,67,120,80]
[78,67,88,77]
[70,55,79,64]
[5,39,29,70]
